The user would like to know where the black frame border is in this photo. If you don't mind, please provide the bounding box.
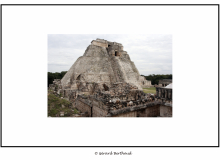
[1,4,219,148]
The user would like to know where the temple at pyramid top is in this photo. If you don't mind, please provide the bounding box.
[91,38,124,57]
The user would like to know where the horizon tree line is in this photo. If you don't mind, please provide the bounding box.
[48,71,172,87]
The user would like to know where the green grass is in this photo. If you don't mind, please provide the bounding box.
[143,87,156,94]
[48,93,79,117]
[73,108,79,114]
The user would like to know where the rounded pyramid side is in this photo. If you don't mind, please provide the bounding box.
[61,45,116,87]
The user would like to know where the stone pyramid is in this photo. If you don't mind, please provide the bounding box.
[61,38,151,90]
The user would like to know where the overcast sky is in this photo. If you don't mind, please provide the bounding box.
[48,34,172,76]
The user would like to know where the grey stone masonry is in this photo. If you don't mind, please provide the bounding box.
[61,38,151,90]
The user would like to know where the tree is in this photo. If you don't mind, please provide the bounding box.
[143,74,172,85]
[48,71,67,87]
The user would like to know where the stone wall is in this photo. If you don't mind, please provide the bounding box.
[145,105,160,117]
[160,105,172,117]
[112,111,137,117]
[75,99,92,117]
[136,105,172,117]
[136,109,147,117]
[92,105,108,117]
[156,87,172,100]
[139,76,152,88]
[91,40,108,48]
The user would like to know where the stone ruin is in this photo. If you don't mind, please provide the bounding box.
[49,38,172,117]
[157,79,172,87]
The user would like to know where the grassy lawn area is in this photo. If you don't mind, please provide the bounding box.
[143,87,156,94]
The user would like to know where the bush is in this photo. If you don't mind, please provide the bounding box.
[48,93,78,117]
[49,109,58,117]
[73,108,78,114]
